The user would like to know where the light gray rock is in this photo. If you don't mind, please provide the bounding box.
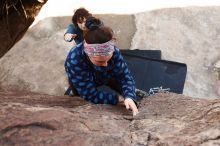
[0,17,71,95]
[97,14,136,49]
[131,7,220,99]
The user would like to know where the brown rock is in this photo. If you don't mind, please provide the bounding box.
[0,91,220,146]
[0,0,47,58]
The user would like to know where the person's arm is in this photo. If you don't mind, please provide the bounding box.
[64,24,77,42]
[112,48,139,115]
[113,48,138,103]
[64,49,119,105]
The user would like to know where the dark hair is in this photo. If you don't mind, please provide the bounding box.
[85,17,103,31]
[72,8,92,25]
[84,18,113,44]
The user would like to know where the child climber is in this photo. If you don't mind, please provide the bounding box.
[64,8,92,45]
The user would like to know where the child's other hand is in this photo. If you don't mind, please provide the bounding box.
[64,33,77,42]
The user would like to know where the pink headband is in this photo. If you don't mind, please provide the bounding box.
[84,41,115,57]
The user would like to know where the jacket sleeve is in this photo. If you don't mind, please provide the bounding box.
[112,49,138,103]
[64,49,119,105]
[64,24,76,42]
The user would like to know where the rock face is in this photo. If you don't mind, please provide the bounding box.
[0,91,220,146]
[0,16,71,95]
[97,14,136,49]
[131,7,220,99]
[0,0,47,58]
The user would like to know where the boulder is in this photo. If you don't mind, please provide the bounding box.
[131,7,220,99]
[0,91,220,145]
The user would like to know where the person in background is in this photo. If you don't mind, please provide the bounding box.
[64,18,139,116]
[64,8,92,45]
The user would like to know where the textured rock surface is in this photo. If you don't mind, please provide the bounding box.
[131,7,220,99]
[0,16,71,95]
[0,91,220,146]
[97,14,136,49]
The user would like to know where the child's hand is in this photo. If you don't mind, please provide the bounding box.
[64,33,77,42]
[124,98,139,116]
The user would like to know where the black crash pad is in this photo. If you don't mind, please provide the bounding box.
[121,50,187,94]
[121,49,161,60]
